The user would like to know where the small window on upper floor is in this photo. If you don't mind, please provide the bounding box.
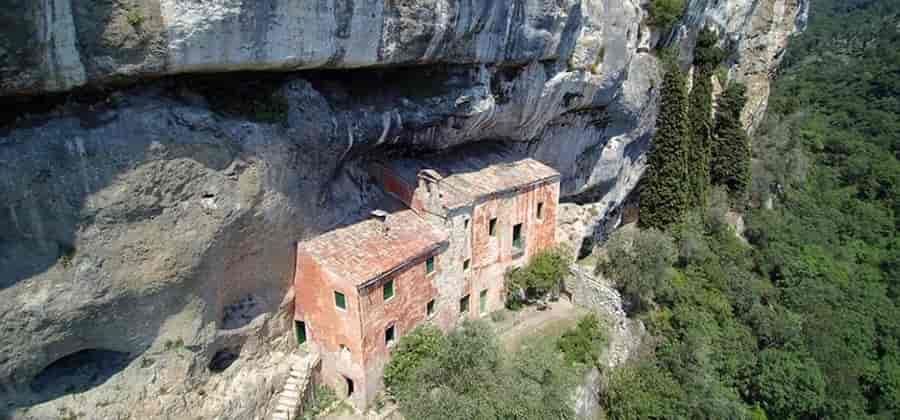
[463,258,471,271]
[426,256,436,274]
[427,299,436,317]
[383,279,394,301]
[334,291,347,310]
[464,218,469,230]
[489,218,498,236]
[537,202,544,220]
[460,294,470,314]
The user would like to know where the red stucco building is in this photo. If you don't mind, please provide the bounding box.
[294,146,560,407]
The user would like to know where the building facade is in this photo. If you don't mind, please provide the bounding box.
[294,146,560,407]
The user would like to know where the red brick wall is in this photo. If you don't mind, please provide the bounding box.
[467,181,560,316]
[357,253,440,397]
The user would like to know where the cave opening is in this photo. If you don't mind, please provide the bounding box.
[29,349,132,400]
[208,347,241,373]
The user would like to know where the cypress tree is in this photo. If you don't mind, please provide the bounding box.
[710,83,751,199]
[686,28,725,207]
[640,63,691,230]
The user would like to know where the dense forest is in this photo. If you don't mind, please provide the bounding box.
[609,0,900,418]
[384,0,898,418]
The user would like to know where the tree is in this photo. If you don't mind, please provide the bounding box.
[505,246,571,306]
[710,83,752,199]
[686,28,727,207]
[640,63,691,230]
[599,226,677,313]
[648,0,686,31]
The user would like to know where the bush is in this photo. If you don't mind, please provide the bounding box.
[599,227,677,314]
[384,321,576,420]
[383,325,446,393]
[648,0,686,30]
[505,246,571,306]
[557,314,606,367]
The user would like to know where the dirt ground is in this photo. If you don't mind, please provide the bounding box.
[495,298,590,352]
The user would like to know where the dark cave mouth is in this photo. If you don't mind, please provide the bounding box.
[29,349,132,396]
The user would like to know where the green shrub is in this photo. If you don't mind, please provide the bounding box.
[648,0,686,30]
[383,325,446,393]
[599,227,677,314]
[385,321,577,420]
[557,314,606,366]
[505,246,571,306]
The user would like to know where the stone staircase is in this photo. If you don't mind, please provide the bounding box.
[270,352,320,420]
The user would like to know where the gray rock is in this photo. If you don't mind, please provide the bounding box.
[0,0,805,418]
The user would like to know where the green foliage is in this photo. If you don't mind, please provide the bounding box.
[710,83,751,200]
[383,325,446,393]
[301,384,340,420]
[606,2,900,418]
[557,315,606,366]
[640,64,691,229]
[505,246,571,305]
[125,9,144,28]
[751,349,826,419]
[605,359,686,420]
[600,227,677,313]
[385,321,577,420]
[686,28,727,207]
[648,0,686,31]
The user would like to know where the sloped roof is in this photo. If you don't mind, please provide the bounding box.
[385,144,560,209]
[300,208,447,288]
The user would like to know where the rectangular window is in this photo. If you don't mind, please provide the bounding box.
[334,291,346,310]
[427,299,435,317]
[385,325,396,346]
[463,258,470,271]
[512,223,524,250]
[464,219,469,230]
[383,279,394,301]
[460,295,470,314]
[295,320,307,345]
[426,256,435,274]
[489,218,498,236]
[480,290,488,314]
[537,202,544,219]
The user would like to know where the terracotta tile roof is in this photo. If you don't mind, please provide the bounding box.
[386,144,560,209]
[300,208,448,287]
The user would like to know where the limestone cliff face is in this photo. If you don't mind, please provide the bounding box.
[0,1,804,418]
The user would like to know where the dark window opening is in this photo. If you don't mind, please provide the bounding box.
[345,376,355,397]
[463,258,471,271]
[383,279,395,301]
[385,325,396,346]
[489,218,498,236]
[295,320,307,345]
[334,291,346,310]
[512,224,524,250]
[537,202,544,219]
[464,219,469,229]
[427,299,436,316]
[460,295,470,314]
[426,256,435,274]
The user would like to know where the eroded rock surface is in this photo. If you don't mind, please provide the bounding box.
[0,1,804,418]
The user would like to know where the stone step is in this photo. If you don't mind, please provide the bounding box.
[281,390,301,400]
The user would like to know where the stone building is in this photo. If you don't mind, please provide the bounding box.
[294,146,560,407]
